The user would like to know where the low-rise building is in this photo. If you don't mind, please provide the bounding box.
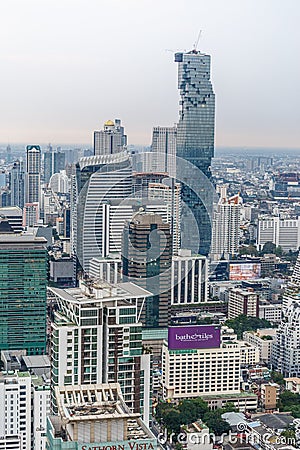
[260,383,280,411]
[284,377,300,394]
[228,288,259,319]
[243,329,277,364]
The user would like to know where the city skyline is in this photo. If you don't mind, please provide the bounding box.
[1,0,300,148]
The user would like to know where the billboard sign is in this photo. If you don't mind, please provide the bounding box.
[229,262,261,281]
[168,325,221,350]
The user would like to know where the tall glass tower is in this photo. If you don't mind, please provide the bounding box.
[0,234,48,354]
[175,50,215,255]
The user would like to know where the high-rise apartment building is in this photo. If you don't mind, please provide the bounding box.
[151,126,177,178]
[0,370,32,450]
[94,119,127,156]
[73,152,132,271]
[26,145,41,204]
[0,352,51,450]
[49,280,151,423]
[0,234,48,354]
[9,160,25,209]
[175,50,215,256]
[211,190,241,261]
[122,212,172,328]
[272,300,300,377]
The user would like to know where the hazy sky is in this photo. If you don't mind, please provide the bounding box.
[1,0,300,148]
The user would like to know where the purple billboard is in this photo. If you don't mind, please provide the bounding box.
[168,325,221,350]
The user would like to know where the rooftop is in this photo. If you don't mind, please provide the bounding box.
[52,383,154,442]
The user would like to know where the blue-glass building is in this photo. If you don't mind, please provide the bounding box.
[175,50,215,256]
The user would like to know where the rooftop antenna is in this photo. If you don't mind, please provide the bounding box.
[193,30,202,52]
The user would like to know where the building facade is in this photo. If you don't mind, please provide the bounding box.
[151,126,176,179]
[272,300,300,377]
[257,216,300,252]
[171,250,209,305]
[211,190,241,261]
[26,145,41,205]
[122,212,172,328]
[73,152,132,272]
[0,235,47,354]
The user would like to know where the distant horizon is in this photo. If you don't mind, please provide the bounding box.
[1,142,300,156]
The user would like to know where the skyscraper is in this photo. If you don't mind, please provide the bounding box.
[94,119,127,156]
[0,234,48,354]
[211,189,241,261]
[44,150,66,184]
[26,145,41,204]
[9,160,25,209]
[151,126,177,178]
[122,211,172,328]
[175,50,215,255]
[73,152,132,271]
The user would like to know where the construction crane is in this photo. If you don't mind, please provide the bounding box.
[193,30,202,52]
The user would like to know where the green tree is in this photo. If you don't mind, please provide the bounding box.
[203,410,231,435]
[271,371,285,386]
[261,241,276,255]
[164,409,182,434]
[225,315,273,339]
[278,391,300,411]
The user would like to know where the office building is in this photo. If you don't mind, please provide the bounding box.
[94,119,127,156]
[228,288,259,319]
[175,50,215,256]
[272,300,300,377]
[49,279,151,423]
[85,198,169,262]
[47,383,156,450]
[73,152,132,272]
[26,145,41,204]
[49,170,69,194]
[171,249,209,305]
[257,216,300,252]
[89,256,122,284]
[148,181,181,255]
[0,206,23,233]
[122,212,172,328]
[0,234,47,354]
[23,202,40,227]
[9,160,25,209]
[6,144,12,163]
[151,126,176,178]
[44,150,66,184]
[132,172,168,198]
[211,190,241,261]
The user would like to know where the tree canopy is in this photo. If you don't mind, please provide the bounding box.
[224,314,273,339]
